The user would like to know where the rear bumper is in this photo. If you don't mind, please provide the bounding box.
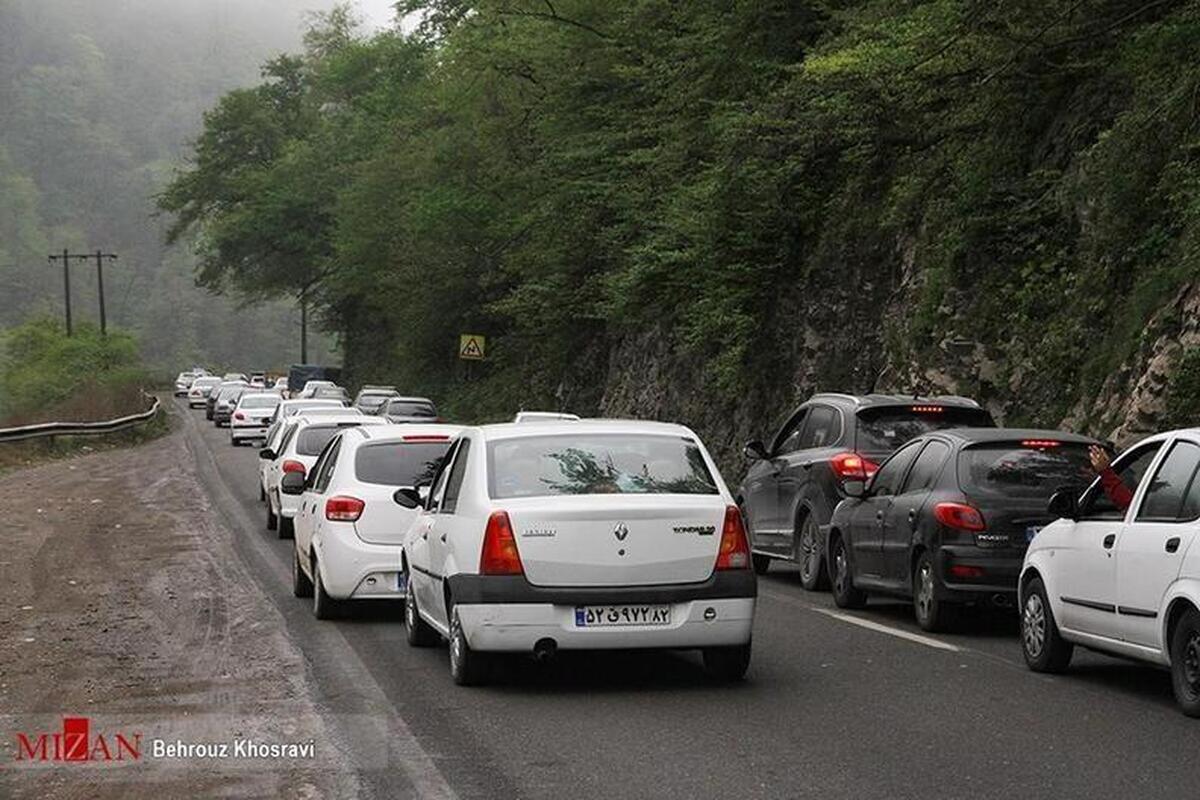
[230,424,268,440]
[457,597,755,652]
[445,569,757,605]
[315,533,403,599]
[936,546,1023,601]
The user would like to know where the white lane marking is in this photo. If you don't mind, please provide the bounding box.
[762,589,960,652]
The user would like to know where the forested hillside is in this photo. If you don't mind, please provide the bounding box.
[162,0,1200,464]
[0,0,344,370]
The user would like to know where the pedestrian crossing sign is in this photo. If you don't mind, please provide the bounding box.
[459,334,486,360]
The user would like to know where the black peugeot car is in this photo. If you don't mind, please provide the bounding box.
[827,428,1102,631]
[738,393,995,589]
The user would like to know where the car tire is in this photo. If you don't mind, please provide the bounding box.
[796,512,829,591]
[702,641,751,682]
[292,544,313,598]
[1169,607,1200,717]
[404,570,439,647]
[830,534,867,609]
[913,551,956,632]
[266,499,278,531]
[751,553,771,575]
[312,558,339,620]
[449,605,490,686]
[279,515,294,540]
[1021,576,1073,673]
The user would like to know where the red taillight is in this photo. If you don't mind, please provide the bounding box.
[934,502,986,532]
[948,564,985,579]
[282,459,306,475]
[233,411,245,420]
[911,405,944,413]
[830,452,880,481]
[325,495,364,522]
[480,511,523,575]
[716,505,751,570]
[1020,440,1061,448]
[402,435,449,442]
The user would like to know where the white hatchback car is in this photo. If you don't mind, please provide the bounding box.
[1020,428,1200,716]
[263,413,387,538]
[398,420,757,685]
[283,424,463,618]
[230,392,282,445]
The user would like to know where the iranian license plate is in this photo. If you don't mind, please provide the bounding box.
[1026,525,1044,542]
[574,605,671,627]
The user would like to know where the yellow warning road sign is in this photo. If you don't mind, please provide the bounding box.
[459,334,486,360]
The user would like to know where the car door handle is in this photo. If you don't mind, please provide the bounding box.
[907,509,918,527]
[1166,537,1181,554]
[1103,533,1116,549]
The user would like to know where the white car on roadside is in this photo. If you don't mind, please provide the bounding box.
[263,413,387,538]
[398,420,757,685]
[283,424,463,619]
[229,392,282,446]
[258,403,362,502]
[187,376,222,408]
[174,371,199,396]
[1020,427,1200,716]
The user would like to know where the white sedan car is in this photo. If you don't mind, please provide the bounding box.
[229,392,282,445]
[399,420,756,685]
[1020,427,1200,716]
[263,413,387,538]
[283,424,463,618]
[187,376,222,408]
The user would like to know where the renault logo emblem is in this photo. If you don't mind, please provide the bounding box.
[613,522,629,541]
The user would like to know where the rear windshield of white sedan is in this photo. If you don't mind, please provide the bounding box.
[487,434,719,498]
[356,441,450,486]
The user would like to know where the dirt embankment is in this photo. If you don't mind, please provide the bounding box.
[0,419,358,798]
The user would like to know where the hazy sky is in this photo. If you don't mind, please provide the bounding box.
[345,0,401,31]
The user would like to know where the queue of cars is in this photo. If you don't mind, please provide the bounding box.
[176,373,1200,712]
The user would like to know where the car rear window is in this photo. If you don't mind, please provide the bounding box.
[958,442,1094,500]
[386,401,437,417]
[856,406,994,452]
[355,441,451,486]
[487,434,719,499]
[239,395,279,409]
[296,424,360,456]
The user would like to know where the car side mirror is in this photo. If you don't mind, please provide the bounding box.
[393,487,423,509]
[280,472,307,496]
[743,439,769,461]
[1048,488,1078,520]
[258,448,276,461]
[843,480,866,499]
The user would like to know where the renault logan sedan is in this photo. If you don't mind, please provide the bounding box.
[1020,427,1200,716]
[398,420,757,685]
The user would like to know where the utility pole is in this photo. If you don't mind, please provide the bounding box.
[47,249,87,336]
[299,287,308,363]
[88,250,118,335]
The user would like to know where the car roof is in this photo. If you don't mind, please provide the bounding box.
[474,419,699,442]
[348,423,465,442]
[810,392,984,410]
[387,395,434,404]
[924,428,1101,445]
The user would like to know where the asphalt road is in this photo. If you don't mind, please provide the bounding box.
[180,401,1200,799]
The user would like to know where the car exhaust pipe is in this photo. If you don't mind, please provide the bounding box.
[533,638,558,662]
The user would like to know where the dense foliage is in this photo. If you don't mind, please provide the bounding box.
[163,1,1200,441]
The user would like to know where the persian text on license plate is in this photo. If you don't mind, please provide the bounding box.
[575,605,671,627]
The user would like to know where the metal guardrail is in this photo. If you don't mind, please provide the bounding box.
[0,393,162,443]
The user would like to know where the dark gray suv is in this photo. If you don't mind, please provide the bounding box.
[737,393,995,589]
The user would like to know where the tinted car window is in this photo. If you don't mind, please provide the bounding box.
[902,440,951,493]
[386,400,437,418]
[959,442,1093,500]
[296,424,358,456]
[312,439,342,493]
[774,410,808,455]
[1079,442,1161,520]
[488,434,718,498]
[856,406,994,452]
[1137,441,1200,522]
[355,441,451,486]
[441,439,472,513]
[870,441,921,497]
[798,405,839,449]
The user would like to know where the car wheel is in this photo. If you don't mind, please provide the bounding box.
[751,553,771,575]
[830,534,867,609]
[405,571,439,647]
[1169,607,1200,717]
[449,605,489,686]
[702,641,751,682]
[266,498,278,531]
[1021,576,1073,673]
[278,515,294,540]
[913,551,955,632]
[312,558,339,620]
[292,544,313,598]
[796,513,829,591]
